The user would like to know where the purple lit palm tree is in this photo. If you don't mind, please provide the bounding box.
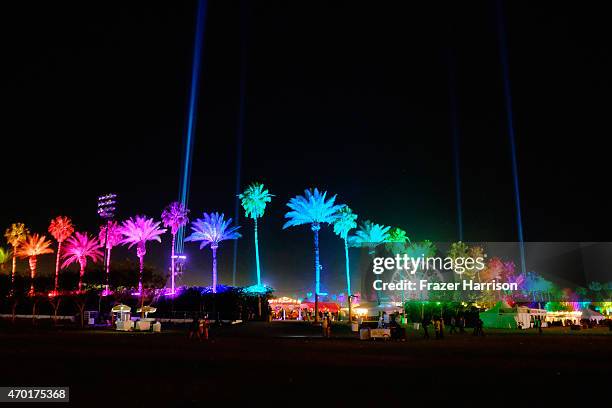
[161,202,190,295]
[119,216,166,309]
[61,232,103,292]
[185,212,241,293]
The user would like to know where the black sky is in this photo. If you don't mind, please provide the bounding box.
[2,1,611,293]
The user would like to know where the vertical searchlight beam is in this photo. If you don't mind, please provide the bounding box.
[447,45,464,242]
[177,0,208,255]
[496,0,526,275]
[232,0,248,286]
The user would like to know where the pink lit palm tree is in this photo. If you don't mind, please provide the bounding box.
[16,234,54,295]
[48,216,75,294]
[61,232,103,292]
[119,216,166,308]
[185,212,241,293]
[161,202,189,295]
[99,221,122,295]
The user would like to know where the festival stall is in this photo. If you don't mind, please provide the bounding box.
[268,297,301,320]
[112,304,133,331]
[300,301,341,320]
[480,301,547,329]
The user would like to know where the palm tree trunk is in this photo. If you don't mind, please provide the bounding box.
[78,260,85,292]
[11,249,16,285]
[344,238,351,295]
[29,256,37,295]
[312,224,320,322]
[211,246,218,294]
[54,241,62,293]
[138,254,144,298]
[170,233,176,294]
[254,217,261,287]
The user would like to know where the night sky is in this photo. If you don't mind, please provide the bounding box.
[2,1,611,294]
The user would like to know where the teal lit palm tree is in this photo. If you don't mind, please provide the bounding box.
[238,182,274,289]
[349,220,390,255]
[283,188,343,319]
[185,212,241,293]
[333,206,358,296]
[161,202,190,294]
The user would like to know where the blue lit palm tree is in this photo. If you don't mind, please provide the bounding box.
[238,182,274,289]
[185,212,241,293]
[333,206,358,296]
[283,188,343,319]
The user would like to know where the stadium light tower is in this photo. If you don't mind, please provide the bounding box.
[97,193,117,295]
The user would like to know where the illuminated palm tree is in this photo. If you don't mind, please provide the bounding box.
[161,202,190,294]
[48,216,75,294]
[284,188,343,320]
[16,234,54,295]
[185,212,241,294]
[99,221,122,295]
[119,216,166,302]
[0,247,11,273]
[238,182,274,289]
[349,220,390,255]
[4,223,29,285]
[62,232,103,292]
[333,205,358,296]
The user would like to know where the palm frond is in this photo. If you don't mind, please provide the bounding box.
[348,220,390,247]
[61,232,103,268]
[333,205,358,240]
[16,234,54,258]
[4,223,29,247]
[48,216,75,242]
[283,188,343,229]
[238,182,274,219]
[185,212,241,249]
[161,202,190,235]
[119,216,166,249]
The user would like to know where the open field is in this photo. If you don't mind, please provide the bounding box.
[1,321,610,405]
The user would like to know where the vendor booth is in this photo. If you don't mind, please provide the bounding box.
[300,301,340,321]
[480,301,547,329]
[268,297,301,320]
[112,304,133,331]
[136,306,157,331]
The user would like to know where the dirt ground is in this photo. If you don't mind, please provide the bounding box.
[0,321,610,405]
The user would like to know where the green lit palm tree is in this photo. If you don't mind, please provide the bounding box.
[238,182,274,289]
[385,227,411,255]
[333,205,358,296]
[161,202,190,294]
[185,212,241,293]
[284,188,343,320]
[0,247,11,274]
